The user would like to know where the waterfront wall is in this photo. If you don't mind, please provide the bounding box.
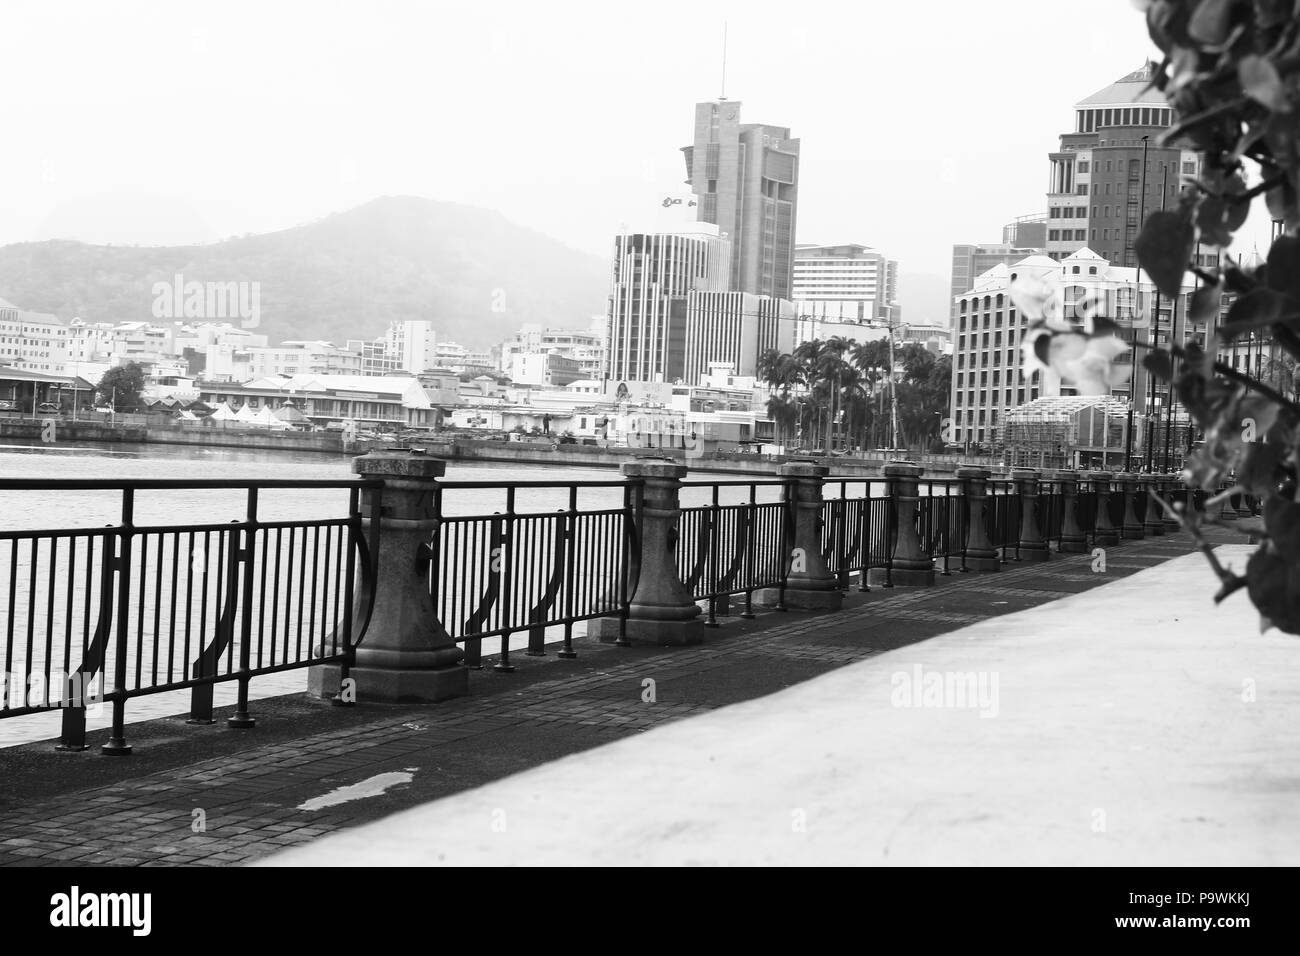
[0,419,147,443]
[144,422,350,454]
[413,437,1009,478]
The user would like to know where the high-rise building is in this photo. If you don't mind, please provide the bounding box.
[683,291,793,386]
[950,249,1234,449]
[1046,62,1201,266]
[681,101,800,299]
[950,240,1045,325]
[605,225,730,383]
[792,243,898,326]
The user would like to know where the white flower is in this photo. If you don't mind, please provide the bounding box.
[1009,271,1068,329]
[1022,329,1131,396]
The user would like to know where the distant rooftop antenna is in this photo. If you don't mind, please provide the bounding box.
[719,23,728,100]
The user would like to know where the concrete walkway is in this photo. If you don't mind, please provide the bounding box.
[264,543,1300,867]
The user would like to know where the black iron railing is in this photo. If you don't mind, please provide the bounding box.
[1,469,1226,753]
[678,480,790,623]
[431,480,637,669]
[0,478,378,753]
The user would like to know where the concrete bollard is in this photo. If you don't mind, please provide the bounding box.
[1053,470,1088,554]
[868,462,935,587]
[1141,474,1165,536]
[772,462,843,610]
[589,459,703,646]
[1117,472,1144,539]
[1089,471,1120,547]
[957,466,1000,571]
[309,451,468,704]
[1012,468,1050,562]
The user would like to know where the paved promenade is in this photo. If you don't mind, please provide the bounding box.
[1,525,1283,866]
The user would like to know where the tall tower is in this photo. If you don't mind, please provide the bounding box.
[1046,62,1200,267]
[681,101,800,299]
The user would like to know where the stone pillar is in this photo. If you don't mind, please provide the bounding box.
[309,451,468,704]
[775,462,843,610]
[1089,471,1120,547]
[957,466,999,571]
[1012,468,1050,562]
[1053,470,1088,553]
[868,462,935,587]
[588,460,703,646]
[1117,472,1144,539]
[1141,474,1165,536]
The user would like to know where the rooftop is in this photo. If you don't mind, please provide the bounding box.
[1076,62,1166,107]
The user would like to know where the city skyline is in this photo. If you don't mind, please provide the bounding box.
[3,0,1275,307]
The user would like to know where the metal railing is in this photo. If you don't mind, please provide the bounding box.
[1,468,1229,752]
[431,480,637,669]
[0,478,378,753]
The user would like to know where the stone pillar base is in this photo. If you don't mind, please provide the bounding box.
[867,566,935,587]
[765,586,844,611]
[587,616,704,646]
[1058,537,1088,553]
[1018,546,1051,562]
[1121,527,1145,539]
[308,661,468,704]
[1094,531,1120,547]
[964,552,1002,570]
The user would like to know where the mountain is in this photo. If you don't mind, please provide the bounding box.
[0,197,611,349]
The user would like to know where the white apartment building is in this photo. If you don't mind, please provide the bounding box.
[951,248,1234,447]
[245,341,362,378]
[792,243,898,325]
[0,298,69,374]
[500,321,606,379]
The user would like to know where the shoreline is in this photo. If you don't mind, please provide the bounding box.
[0,417,1008,477]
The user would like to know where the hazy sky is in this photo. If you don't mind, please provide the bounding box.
[0,0,1276,300]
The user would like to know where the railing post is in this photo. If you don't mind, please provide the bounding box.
[102,489,134,755]
[1141,474,1165,536]
[1012,468,1050,562]
[1117,472,1144,539]
[957,466,999,571]
[1053,470,1088,554]
[309,451,468,703]
[868,462,934,587]
[1089,471,1120,546]
[764,462,842,610]
[589,459,702,646]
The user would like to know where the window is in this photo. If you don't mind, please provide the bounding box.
[1078,160,1090,173]
[1091,228,1097,240]
[1050,207,1061,218]
[1063,207,1074,218]
[1049,229,1061,241]
[1089,266,1098,275]
[1075,230,1086,241]
[1076,184,1088,194]
[1182,160,1196,174]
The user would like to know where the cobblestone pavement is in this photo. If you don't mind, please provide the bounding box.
[0,526,1233,865]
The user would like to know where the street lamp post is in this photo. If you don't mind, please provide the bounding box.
[1125,135,1151,470]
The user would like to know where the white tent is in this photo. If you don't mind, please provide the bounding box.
[207,401,237,421]
[175,409,200,422]
[233,403,259,422]
[251,405,289,429]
